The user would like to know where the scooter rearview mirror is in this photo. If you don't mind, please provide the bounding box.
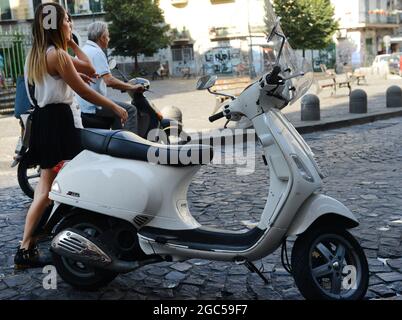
[108,59,117,70]
[267,18,281,42]
[196,75,218,90]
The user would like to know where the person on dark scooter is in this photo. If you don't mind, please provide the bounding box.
[77,22,144,132]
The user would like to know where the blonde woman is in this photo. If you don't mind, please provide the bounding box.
[15,3,128,269]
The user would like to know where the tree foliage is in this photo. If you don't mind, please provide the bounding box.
[267,0,339,50]
[103,0,171,69]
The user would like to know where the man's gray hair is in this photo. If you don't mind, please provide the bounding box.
[87,21,108,42]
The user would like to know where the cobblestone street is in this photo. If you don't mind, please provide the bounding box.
[1,117,402,300]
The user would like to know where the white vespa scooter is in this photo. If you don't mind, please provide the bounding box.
[39,17,369,300]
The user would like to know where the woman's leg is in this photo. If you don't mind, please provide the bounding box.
[20,168,57,249]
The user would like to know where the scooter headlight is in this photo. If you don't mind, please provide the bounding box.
[291,154,315,183]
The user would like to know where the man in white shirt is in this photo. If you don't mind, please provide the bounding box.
[77,21,144,132]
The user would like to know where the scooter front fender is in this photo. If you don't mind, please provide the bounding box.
[286,194,359,236]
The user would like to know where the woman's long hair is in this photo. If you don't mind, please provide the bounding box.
[27,3,69,84]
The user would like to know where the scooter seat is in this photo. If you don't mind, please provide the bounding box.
[80,129,214,167]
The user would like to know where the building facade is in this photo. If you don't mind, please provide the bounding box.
[1,0,269,77]
[0,0,105,39]
[156,0,268,77]
[331,0,401,68]
[2,0,402,74]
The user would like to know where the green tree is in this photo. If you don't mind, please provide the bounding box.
[267,0,339,55]
[103,0,171,71]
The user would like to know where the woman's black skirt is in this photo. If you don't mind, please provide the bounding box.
[27,103,82,170]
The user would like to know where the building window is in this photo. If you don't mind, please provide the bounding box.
[12,0,37,20]
[0,0,39,21]
[171,44,194,62]
[66,0,103,15]
[33,0,42,11]
[172,48,182,61]
[0,0,105,21]
[0,0,12,20]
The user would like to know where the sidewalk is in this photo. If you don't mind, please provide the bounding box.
[107,73,402,136]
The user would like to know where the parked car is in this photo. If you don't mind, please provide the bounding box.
[371,54,391,76]
[388,52,402,76]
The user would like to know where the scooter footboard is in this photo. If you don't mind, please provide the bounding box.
[286,194,359,236]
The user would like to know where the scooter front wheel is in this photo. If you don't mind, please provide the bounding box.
[291,226,369,300]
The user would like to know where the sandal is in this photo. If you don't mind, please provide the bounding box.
[14,245,52,270]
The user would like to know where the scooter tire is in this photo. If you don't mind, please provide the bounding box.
[291,225,369,300]
[17,156,38,199]
[52,214,118,291]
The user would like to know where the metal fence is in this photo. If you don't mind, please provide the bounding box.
[0,32,31,113]
[0,31,31,86]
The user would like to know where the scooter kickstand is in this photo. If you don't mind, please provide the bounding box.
[244,261,269,285]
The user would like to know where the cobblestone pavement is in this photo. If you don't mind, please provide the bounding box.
[1,117,402,300]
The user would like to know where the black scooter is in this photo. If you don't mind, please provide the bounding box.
[107,59,187,142]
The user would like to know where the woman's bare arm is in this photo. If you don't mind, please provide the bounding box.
[72,57,96,76]
[68,41,96,76]
[47,49,127,122]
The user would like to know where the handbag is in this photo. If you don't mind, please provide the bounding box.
[20,78,39,150]
[14,75,33,119]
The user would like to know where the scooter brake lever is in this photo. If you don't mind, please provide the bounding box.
[282,72,305,81]
[224,119,230,129]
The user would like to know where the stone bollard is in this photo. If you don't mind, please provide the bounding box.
[301,94,320,121]
[386,86,402,108]
[349,89,367,114]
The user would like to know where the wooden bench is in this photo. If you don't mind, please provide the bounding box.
[316,73,336,93]
[210,77,252,114]
[343,66,367,85]
[317,64,353,95]
[334,73,353,95]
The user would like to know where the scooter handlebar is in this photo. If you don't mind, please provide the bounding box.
[265,65,282,85]
[209,111,225,123]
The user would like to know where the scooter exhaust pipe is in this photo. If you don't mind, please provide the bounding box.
[51,229,162,273]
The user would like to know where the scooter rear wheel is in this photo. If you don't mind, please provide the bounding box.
[17,156,40,199]
[52,214,118,291]
[291,226,369,300]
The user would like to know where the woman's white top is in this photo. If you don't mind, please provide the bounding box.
[70,98,83,129]
[24,46,83,129]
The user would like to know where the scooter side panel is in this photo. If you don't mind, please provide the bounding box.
[49,150,201,229]
[254,113,322,231]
